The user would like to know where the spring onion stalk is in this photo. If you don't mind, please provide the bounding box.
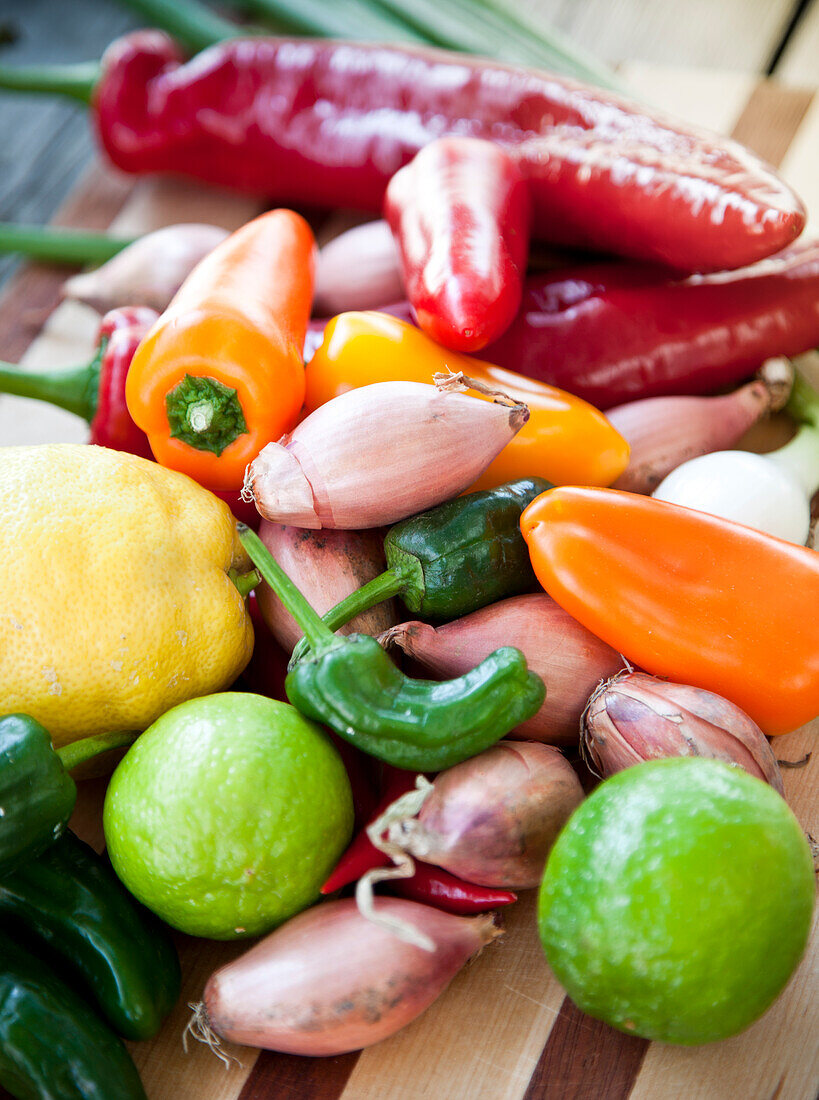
[114,0,246,51]
[228,0,426,43]
[372,0,621,88]
[472,0,621,88]
[653,363,819,545]
[122,0,618,89]
[0,223,134,264]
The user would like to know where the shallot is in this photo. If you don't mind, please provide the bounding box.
[582,671,784,793]
[191,897,501,1056]
[381,593,623,744]
[313,220,404,315]
[256,522,396,652]
[62,223,230,313]
[608,358,792,494]
[387,743,584,889]
[243,379,528,529]
[652,363,819,543]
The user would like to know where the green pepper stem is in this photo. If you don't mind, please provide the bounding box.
[56,729,140,773]
[229,567,261,600]
[0,223,133,264]
[0,359,97,421]
[116,0,244,51]
[0,61,99,103]
[322,567,407,633]
[237,524,338,653]
[289,565,409,665]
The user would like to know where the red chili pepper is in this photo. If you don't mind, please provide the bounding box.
[0,305,260,525]
[321,770,417,894]
[2,31,802,272]
[474,240,819,408]
[321,769,516,913]
[90,306,159,457]
[384,137,530,352]
[388,864,517,915]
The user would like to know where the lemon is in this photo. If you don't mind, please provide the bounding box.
[0,444,253,745]
[103,693,353,939]
[538,758,814,1044]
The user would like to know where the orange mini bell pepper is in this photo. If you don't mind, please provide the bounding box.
[521,487,819,735]
[126,209,315,491]
[305,311,629,490]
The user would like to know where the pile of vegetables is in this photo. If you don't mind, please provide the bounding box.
[0,2,817,1095]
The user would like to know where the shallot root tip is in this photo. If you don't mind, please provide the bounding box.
[183,1002,242,1070]
[757,356,794,412]
[240,465,255,504]
[432,369,468,393]
[356,776,437,951]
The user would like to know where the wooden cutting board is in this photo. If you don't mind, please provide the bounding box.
[0,63,817,1100]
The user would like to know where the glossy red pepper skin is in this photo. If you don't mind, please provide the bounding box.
[93,31,803,273]
[92,306,158,458]
[476,240,819,408]
[384,137,530,352]
[321,770,416,894]
[389,864,517,915]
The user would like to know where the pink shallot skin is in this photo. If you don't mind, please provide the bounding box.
[582,672,784,793]
[385,137,530,352]
[607,369,789,494]
[202,898,501,1056]
[400,742,584,889]
[245,381,528,529]
[256,522,396,653]
[381,594,623,745]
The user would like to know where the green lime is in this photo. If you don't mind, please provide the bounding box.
[103,692,353,940]
[538,758,814,1045]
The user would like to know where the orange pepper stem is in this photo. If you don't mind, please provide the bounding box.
[165,374,248,457]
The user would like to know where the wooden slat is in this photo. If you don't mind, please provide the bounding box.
[617,62,756,130]
[522,0,796,73]
[779,91,819,237]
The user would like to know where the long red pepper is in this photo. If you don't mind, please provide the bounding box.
[0,305,258,525]
[471,240,819,407]
[384,137,530,352]
[1,31,802,272]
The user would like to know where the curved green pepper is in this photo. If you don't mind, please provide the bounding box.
[0,830,180,1040]
[0,714,138,879]
[290,477,550,664]
[0,929,147,1100]
[238,525,546,770]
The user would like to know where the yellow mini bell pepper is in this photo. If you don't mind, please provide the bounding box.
[305,312,629,490]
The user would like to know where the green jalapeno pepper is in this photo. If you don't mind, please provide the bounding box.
[0,928,147,1100]
[290,477,550,665]
[0,714,138,879]
[238,524,546,770]
[0,830,180,1040]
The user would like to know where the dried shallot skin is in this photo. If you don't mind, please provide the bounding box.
[399,742,585,889]
[256,522,396,653]
[244,381,528,529]
[582,672,784,794]
[202,898,501,1056]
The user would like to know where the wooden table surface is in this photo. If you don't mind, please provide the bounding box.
[0,30,817,1100]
